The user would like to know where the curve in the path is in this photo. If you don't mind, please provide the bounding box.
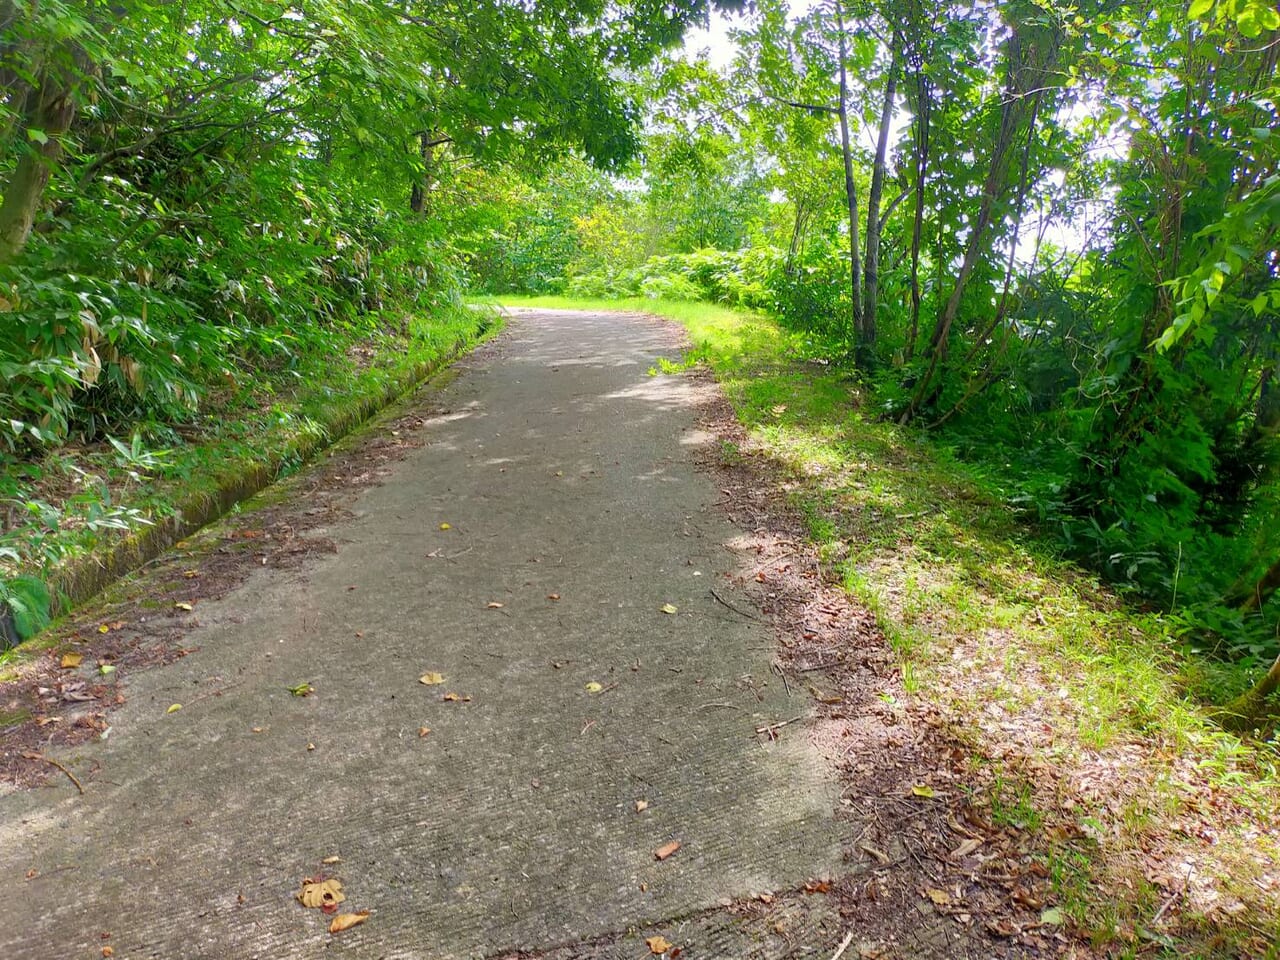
[0,309,842,959]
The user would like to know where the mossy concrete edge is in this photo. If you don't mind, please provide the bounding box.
[1,314,499,648]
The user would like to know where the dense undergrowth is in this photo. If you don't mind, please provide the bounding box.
[494,294,1280,958]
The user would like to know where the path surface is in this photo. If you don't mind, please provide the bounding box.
[0,310,845,958]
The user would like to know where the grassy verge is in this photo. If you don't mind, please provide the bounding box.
[492,295,1280,958]
[1,303,498,643]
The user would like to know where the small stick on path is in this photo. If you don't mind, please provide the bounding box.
[828,930,855,960]
[756,715,805,736]
[22,752,84,795]
[709,587,763,622]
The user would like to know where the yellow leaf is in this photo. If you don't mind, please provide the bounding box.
[298,878,345,909]
[174,602,193,612]
[418,672,446,685]
[60,653,83,669]
[645,935,673,955]
[660,604,677,614]
[166,703,182,713]
[97,625,110,634]
[926,888,951,906]
[328,910,369,933]
[911,784,935,798]
[585,681,603,693]
[439,522,451,530]
[654,840,681,861]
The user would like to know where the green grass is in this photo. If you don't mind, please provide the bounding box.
[492,294,1280,958]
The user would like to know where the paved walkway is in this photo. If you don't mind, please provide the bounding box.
[0,310,843,958]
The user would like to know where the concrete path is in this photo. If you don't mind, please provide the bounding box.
[0,310,843,958]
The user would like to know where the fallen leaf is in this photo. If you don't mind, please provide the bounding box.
[297,878,345,909]
[251,727,264,733]
[307,742,316,751]
[547,593,560,601]
[986,919,1017,937]
[654,840,681,861]
[288,682,315,697]
[487,601,505,609]
[102,948,114,957]
[183,569,199,578]
[645,935,673,955]
[174,602,193,611]
[439,522,451,530]
[803,879,831,894]
[660,603,678,614]
[166,703,182,713]
[418,672,446,685]
[859,842,890,865]
[60,653,83,669]
[910,784,936,799]
[949,837,983,859]
[418,727,431,737]
[97,625,110,634]
[98,664,116,675]
[925,888,951,906]
[635,798,649,813]
[328,910,370,933]
[1040,907,1064,925]
[442,692,471,702]
[322,856,342,865]
[585,681,603,693]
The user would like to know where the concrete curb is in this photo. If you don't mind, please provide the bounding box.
[0,314,497,648]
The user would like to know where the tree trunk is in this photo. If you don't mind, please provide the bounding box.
[905,65,930,363]
[835,3,863,353]
[863,41,899,362]
[1218,651,1280,733]
[0,49,85,264]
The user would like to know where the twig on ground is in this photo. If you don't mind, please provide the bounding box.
[709,587,763,622]
[828,930,855,960]
[21,752,84,794]
[773,661,792,696]
[756,715,805,736]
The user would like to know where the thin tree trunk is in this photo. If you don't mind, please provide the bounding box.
[905,66,930,363]
[0,48,86,264]
[835,3,863,354]
[863,41,899,361]
[900,26,1050,423]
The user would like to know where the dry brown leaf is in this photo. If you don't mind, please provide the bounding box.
[859,842,890,865]
[322,856,342,865]
[645,935,673,955]
[60,653,83,669]
[547,593,561,601]
[635,798,649,813]
[654,840,681,861]
[102,948,114,958]
[418,727,431,738]
[949,837,983,859]
[418,672,446,685]
[329,911,370,934]
[486,601,504,609]
[803,879,831,894]
[442,692,471,702]
[297,878,345,909]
